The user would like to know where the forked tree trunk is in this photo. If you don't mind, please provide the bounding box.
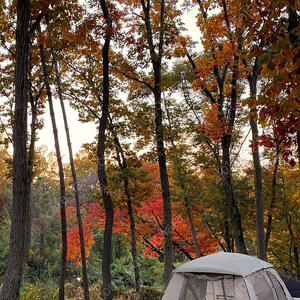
[98,1,114,300]
[0,1,31,299]
[47,17,90,300]
[39,38,67,300]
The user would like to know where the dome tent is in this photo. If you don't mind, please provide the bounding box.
[162,252,294,300]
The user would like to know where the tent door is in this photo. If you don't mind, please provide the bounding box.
[179,274,249,300]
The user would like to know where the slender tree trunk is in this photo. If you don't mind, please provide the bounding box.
[140,0,173,282]
[0,1,31,299]
[245,45,266,259]
[251,117,265,260]
[127,199,140,296]
[286,212,295,275]
[47,17,90,300]
[265,143,280,250]
[288,6,300,165]
[294,247,299,279]
[184,198,201,258]
[154,89,173,281]
[39,39,67,300]
[112,130,140,295]
[98,2,114,300]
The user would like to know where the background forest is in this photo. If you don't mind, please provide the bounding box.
[0,0,300,299]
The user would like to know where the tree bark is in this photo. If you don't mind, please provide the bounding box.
[241,35,265,259]
[98,1,114,300]
[221,136,247,254]
[111,128,140,296]
[39,37,67,300]
[265,143,280,251]
[47,17,90,300]
[0,1,31,299]
[250,117,265,260]
[185,198,201,258]
[140,0,173,282]
[288,6,300,165]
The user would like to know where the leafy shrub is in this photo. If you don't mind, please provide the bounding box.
[140,285,163,300]
[125,285,163,300]
[20,282,58,300]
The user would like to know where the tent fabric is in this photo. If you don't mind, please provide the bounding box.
[162,252,294,300]
[281,274,300,298]
[174,252,273,277]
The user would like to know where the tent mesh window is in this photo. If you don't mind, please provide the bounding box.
[180,274,237,300]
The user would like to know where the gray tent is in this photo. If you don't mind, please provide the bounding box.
[162,252,294,300]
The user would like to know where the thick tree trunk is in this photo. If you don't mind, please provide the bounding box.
[39,40,67,300]
[0,1,31,299]
[98,2,114,300]
[47,18,90,300]
[221,136,247,254]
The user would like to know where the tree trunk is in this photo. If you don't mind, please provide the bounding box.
[127,199,140,296]
[39,38,67,300]
[140,0,173,282]
[250,117,265,260]
[154,89,173,281]
[224,220,233,252]
[286,212,295,275]
[221,136,247,254]
[265,143,280,251]
[98,2,114,300]
[112,130,140,296]
[184,198,201,258]
[288,6,300,165]
[47,18,90,300]
[0,1,31,299]
[246,45,265,259]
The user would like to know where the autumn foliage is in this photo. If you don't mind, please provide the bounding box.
[65,162,217,265]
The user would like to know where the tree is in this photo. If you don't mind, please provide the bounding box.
[46,14,90,299]
[240,0,299,258]
[98,1,114,299]
[0,0,31,299]
[117,0,184,281]
[186,0,248,254]
[39,31,68,300]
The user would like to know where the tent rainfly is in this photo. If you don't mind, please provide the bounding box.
[162,252,295,300]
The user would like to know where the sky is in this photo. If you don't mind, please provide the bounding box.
[36,101,97,161]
